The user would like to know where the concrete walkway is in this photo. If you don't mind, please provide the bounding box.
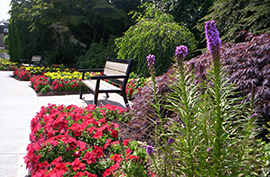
[0,71,126,177]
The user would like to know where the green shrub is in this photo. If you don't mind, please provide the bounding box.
[115,5,197,77]
[44,42,84,67]
[76,36,117,69]
[40,85,50,93]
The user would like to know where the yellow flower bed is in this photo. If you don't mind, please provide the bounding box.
[0,59,18,66]
[24,66,62,75]
[44,71,100,81]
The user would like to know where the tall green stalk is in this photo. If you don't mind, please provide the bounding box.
[142,20,264,176]
[212,56,222,174]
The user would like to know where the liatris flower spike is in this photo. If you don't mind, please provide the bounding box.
[146,54,155,75]
[175,45,188,66]
[205,20,221,59]
[175,45,188,59]
[146,145,154,155]
[168,138,175,144]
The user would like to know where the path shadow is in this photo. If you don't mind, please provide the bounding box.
[82,93,127,108]
[83,99,126,108]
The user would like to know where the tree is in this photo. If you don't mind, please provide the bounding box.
[20,0,141,45]
[150,0,214,50]
[115,4,197,77]
[198,0,270,42]
[8,0,141,65]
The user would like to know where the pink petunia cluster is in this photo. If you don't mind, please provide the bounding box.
[51,79,81,91]
[30,75,49,92]
[13,67,31,81]
[24,104,144,176]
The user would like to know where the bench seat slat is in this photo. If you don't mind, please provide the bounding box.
[82,80,122,92]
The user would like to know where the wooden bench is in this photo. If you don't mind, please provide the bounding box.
[20,55,43,67]
[79,57,134,106]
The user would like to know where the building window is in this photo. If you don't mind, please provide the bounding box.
[4,28,8,33]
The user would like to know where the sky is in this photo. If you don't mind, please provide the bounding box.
[0,0,11,21]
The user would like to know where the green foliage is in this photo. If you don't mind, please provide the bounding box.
[20,0,141,45]
[115,4,197,77]
[152,0,214,50]
[3,35,8,47]
[144,56,267,176]
[198,0,270,42]
[8,0,141,66]
[143,24,268,175]
[111,139,148,177]
[8,0,57,62]
[76,36,117,69]
[44,38,85,67]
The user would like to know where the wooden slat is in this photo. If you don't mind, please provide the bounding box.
[32,56,42,62]
[21,63,30,67]
[82,80,121,91]
[104,61,128,75]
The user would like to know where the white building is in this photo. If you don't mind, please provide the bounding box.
[0,20,9,48]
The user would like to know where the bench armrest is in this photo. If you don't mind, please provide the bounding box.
[20,59,30,62]
[78,68,104,72]
[79,68,104,80]
[90,75,127,80]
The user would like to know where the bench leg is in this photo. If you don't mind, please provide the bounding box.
[94,91,99,105]
[105,93,109,98]
[79,84,83,99]
[94,79,100,105]
[122,91,129,107]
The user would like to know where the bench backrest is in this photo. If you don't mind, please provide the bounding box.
[31,55,43,66]
[103,57,133,88]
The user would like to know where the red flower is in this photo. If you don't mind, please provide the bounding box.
[128,155,140,161]
[126,148,132,156]
[111,154,123,163]
[77,140,87,150]
[82,152,96,164]
[71,158,86,171]
[74,171,84,177]
[123,139,131,146]
[111,141,119,145]
[103,168,111,177]
[92,145,104,159]
[83,171,97,177]
[104,139,112,149]
[111,130,118,138]
[92,131,103,139]
[98,117,106,124]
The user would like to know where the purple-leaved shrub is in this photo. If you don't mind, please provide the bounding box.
[128,32,270,140]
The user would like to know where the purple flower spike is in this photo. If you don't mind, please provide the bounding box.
[205,20,221,59]
[146,145,154,155]
[146,54,155,75]
[156,118,161,127]
[175,45,188,60]
[168,138,175,144]
[207,145,213,152]
[250,113,258,119]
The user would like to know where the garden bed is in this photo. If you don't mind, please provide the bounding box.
[24,104,152,177]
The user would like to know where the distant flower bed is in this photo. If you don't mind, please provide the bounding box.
[0,59,18,71]
[29,70,100,94]
[12,65,148,98]
[25,104,147,177]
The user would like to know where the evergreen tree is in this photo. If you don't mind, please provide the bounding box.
[199,0,270,42]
